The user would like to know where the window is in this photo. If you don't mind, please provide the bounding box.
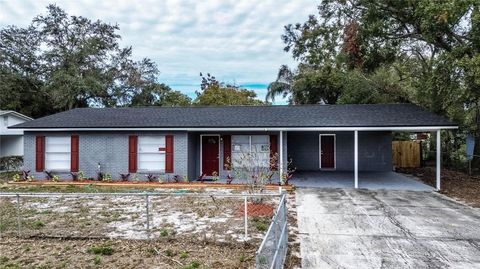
[231,135,270,167]
[45,136,71,171]
[138,136,165,171]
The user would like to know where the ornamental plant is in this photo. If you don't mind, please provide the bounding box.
[52,175,60,182]
[132,173,140,183]
[102,173,112,182]
[12,174,21,182]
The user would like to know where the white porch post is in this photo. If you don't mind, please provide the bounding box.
[279,131,284,177]
[436,130,441,191]
[354,130,359,189]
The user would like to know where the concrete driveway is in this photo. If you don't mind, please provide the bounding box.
[296,188,480,268]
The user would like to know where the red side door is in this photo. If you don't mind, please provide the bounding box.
[202,136,219,176]
[321,135,335,169]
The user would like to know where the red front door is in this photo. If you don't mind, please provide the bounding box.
[320,135,335,169]
[202,136,219,176]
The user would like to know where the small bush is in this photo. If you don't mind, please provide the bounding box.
[32,220,45,229]
[181,261,201,269]
[164,249,174,257]
[159,228,169,237]
[94,255,101,265]
[87,245,114,256]
[255,222,268,232]
[180,251,189,259]
[239,255,246,262]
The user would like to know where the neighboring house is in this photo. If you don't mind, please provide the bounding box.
[10,104,457,188]
[0,110,33,157]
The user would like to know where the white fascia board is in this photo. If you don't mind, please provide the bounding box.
[23,126,458,132]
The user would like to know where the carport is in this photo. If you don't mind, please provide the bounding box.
[277,105,458,191]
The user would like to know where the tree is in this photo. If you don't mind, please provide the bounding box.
[271,0,480,169]
[194,73,266,106]
[0,4,191,117]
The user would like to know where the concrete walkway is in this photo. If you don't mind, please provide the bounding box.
[290,171,433,191]
[296,188,480,268]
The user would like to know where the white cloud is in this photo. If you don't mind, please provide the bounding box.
[0,0,316,103]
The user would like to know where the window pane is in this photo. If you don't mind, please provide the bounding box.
[138,135,166,171]
[45,137,71,170]
[46,137,70,153]
[251,135,268,144]
[138,136,166,153]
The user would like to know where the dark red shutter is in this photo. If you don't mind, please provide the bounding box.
[128,136,138,173]
[270,135,278,170]
[223,135,231,170]
[35,136,45,172]
[71,135,79,172]
[165,135,174,173]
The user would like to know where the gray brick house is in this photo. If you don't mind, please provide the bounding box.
[11,104,456,189]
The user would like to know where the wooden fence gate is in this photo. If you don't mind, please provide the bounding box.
[392,141,421,168]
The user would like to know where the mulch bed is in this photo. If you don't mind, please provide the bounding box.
[396,167,480,207]
[236,202,275,217]
[8,180,294,191]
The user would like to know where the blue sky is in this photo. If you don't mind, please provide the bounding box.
[0,0,317,104]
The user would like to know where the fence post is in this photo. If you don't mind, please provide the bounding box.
[145,193,150,240]
[244,195,248,241]
[16,194,21,237]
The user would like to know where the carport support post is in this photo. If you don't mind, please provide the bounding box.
[279,131,284,180]
[436,130,441,191]
[354,130,359,189]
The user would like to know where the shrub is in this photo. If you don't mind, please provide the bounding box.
[102,173,112,182]
[32,220,45,229]
[0,155,23,171]
[255,222,268,232]
[87,245,114,256]
[146,174,158,182]
[120,173,130,181]
[164,249,174,257]
[94,255,101,265]
[12,174,20,182]
[180,251,189,259]
[181,261,201,269]
[159,228,169,237]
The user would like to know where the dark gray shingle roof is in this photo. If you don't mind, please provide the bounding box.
[11,104,456,129]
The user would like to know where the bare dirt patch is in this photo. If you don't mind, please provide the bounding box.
[0,236,256,269]
[0,190,286,268]
[397,167,480,207]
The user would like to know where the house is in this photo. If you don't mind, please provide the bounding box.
[0,110,33,157]
[10,104,457,189]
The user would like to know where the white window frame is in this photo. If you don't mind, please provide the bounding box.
[319,134,336,170]
[137,136,166,172]
[45,136,71,171]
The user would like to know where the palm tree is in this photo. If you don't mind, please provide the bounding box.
[266,65,294,103]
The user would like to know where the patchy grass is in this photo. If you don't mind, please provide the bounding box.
[0,237,257,269]
[88,245,114,255]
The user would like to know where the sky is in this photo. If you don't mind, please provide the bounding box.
[0,0,317,103]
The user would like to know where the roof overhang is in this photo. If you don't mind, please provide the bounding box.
[20,126,458,132]
[0,111,33,121]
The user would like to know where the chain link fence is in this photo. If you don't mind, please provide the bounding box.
[0,191,288,268]
[255,193,288,269]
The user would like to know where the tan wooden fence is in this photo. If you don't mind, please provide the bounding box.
[392,141,421,168]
